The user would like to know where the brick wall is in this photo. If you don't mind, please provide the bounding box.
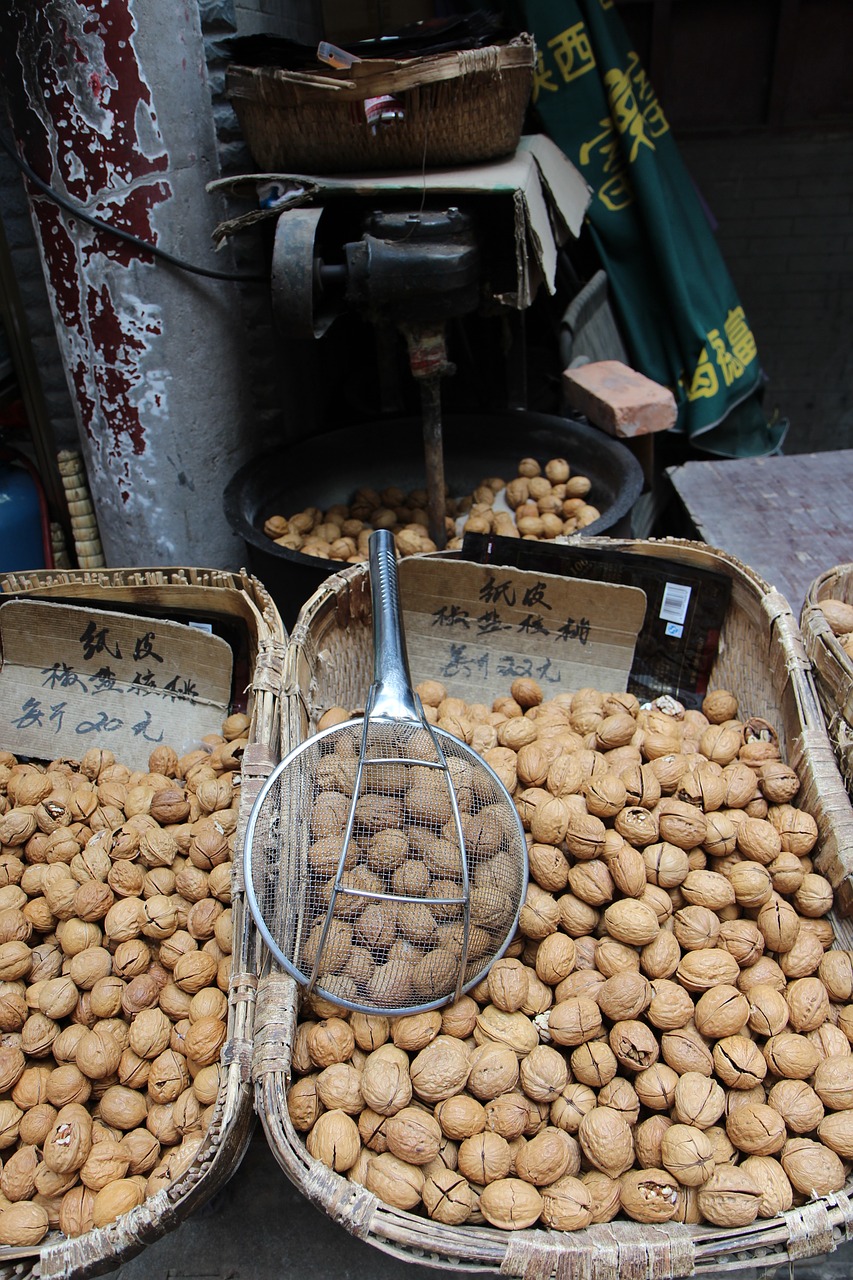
[677,131,853,455]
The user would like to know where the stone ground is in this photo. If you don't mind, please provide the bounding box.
[98,1126,853,1280]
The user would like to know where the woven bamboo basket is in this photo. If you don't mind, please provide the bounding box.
[801,563,853,806]
[0,567,286,1280]
[226,35,535,174]
[253,537,853,1277]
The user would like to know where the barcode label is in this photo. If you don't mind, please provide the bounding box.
[660,582,692,626]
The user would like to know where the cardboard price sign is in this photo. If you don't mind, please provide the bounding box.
[0,600,234,771]
[398,559,647,705]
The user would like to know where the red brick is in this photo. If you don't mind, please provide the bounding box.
[562,360,677,438]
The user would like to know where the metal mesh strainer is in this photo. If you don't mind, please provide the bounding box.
[243,529,528,1015]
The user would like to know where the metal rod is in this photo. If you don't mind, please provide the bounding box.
[421,374,447,549]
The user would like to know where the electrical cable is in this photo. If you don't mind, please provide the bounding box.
[0,131,267,284]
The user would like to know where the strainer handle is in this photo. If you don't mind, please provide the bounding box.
[368,528,422,721]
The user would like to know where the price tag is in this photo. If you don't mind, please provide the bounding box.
[0,600,233,769]
[399,558,647,705]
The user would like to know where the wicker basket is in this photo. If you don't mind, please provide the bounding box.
[253,537,853,1277]
[0,567,286,1280]
[226,35,535,174]
[801,563,853,806]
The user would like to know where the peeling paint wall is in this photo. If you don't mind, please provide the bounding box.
[0,0,256,567]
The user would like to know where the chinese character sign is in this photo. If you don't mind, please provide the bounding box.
[524,0,786,457]
[0,601,233,772]
[398,559,646,707]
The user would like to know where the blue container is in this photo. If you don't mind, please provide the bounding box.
[0,462,45,572]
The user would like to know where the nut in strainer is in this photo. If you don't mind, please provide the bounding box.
[244,530,528,1016]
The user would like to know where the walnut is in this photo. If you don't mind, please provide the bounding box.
[360,1045,412,1116]
[738,1155,793,1218]
[634,1115,672,1169]
[784,975,830,1032]
[765,1081,824,1141]
[817,1110,853,1159]
[474,1007,537,1058]
[581,1169,621,1223]
[673,1073,725,1129]
[287,1077,324,1132]
[408,1036,469,1105]
[365,1151,424,1209]
[603,900,659,947]
[794,873,834,918]
[421,1166,474,1224]
[676,948,739,993]
[467,1044,519,1101]
[0,1199,50,1245]
[79,1139,130,1191]
[478,1177,543,1229]
[762,1032,820,1081]
[514,1126,574,1186]
[640,931,681,982]
[58,1184,96,1237]
[183,1016,226,1067]
[813,1054,853,1109]
[696,1165,761,1227]
[0,1144,39,1202]
[780,1136,845,1196]
[348,1013,388,1053]
[128,1007,172,1061]
[726,1101,786,1155]
[519,1045,568,1103]
[548,1090,594,1141]
[713,1036,767,1090]
[569,1041,617,1090]
[546,997,602,1047]
[43,1104,92,1173]
[702,690,738,723]
[91,1177,145,1228]
[457,1130,512,1184]
[306,1018,354,1070]
[305,1109,361,1173]
[619,1168,679,1222]
[534,933,576,987]
[316,1063,362,1115]
[147,1049,190,1106]
[634,1063,679,1113]
[606,1020,658,1075]
[536,1175,593,1236]
[435,1094,486,1142]
[75,1025,122,1081]
[693,986,749,1039]
[597,972,652,1023]
[646,980,694,1032]
[578,1107,634,1178]
[384,1106,442,1166]
[518,884,560,939]
[657,799,707,850]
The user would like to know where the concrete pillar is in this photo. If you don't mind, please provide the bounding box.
[0,0,257,568]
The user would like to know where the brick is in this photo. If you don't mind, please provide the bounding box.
[562,360,677,438]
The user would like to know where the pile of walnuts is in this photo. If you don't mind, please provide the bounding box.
[0,716,244,1246]
[287,681,853,1232]
[261,456,601,564]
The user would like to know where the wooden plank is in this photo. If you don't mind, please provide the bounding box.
[666,450,853,618]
